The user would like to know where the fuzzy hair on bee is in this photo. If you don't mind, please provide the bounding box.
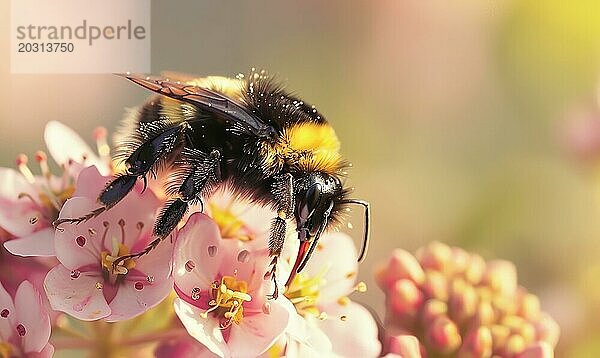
[55,69,371,298]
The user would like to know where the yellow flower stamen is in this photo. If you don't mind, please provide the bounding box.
[284,266,329,317]
[266,342,284,358]
[355,281,368,293]
[101,238,136,279]
[209,202,253,241]
[38,185,75,213]
[200,276,252,328]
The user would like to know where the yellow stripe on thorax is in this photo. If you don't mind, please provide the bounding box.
[267,122,343,174]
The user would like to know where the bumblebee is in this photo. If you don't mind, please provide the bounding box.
[56,70,370,298]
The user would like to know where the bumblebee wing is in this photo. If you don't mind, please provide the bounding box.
[119,74,271,137]
[159,71,199,83]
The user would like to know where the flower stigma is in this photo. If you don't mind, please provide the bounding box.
[200,276,252,328]
[100,220,138,284]
[16,152,76,225]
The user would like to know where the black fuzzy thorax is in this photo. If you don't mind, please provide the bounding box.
[118,73,348,222]
[240,72,328,133]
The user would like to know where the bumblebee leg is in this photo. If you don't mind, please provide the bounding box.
[155,149,221,237]
[53,174,138,228]
[266,173,294,300]
[114,149,222,265]
[154,198,190,239]
[55,124,184,228]
[266,216,286,300]
[53,207,107,230]
[112,235,167,267]
[100,124,183,208]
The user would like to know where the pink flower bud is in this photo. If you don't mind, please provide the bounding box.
[448,279,477,325]
[492,293,517,318]
[502,315,527,335]
[464,254,485,285]
[450,247,470,276]
[421,299,448,326]
[506,334,526,355]
[534,313,560,348]
[457,326,492,358]
[471,301,495,327]
[416,241,452,273]
[515,342,554,358]
[490,324,511,352]
[388,335,423,358]
[422,270,448,301]
[390,279,424,321]
[483,260,517,296]
[380,243,559,357]
[377,249,425,290]
[425,316,462,354]
[518,292,541,321]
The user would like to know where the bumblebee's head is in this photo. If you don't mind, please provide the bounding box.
[294,172,342,242]
[286,172,370,286]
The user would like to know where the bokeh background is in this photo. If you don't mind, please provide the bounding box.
[1,1,600,355]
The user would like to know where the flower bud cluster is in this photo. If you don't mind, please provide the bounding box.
[376,242,560,357]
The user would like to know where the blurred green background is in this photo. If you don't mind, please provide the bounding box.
[1,1,600,355]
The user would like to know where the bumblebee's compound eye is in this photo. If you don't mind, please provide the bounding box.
[300,183,322,221]
[307,183,322,205]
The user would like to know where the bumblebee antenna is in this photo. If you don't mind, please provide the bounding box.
[339,199,371,263]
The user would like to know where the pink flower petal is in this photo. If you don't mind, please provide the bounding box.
[132,224,175,280]
[227,300,290,357]
[54,197,103,269]
[14,281,51,353]
[173,214,227,294]
[0,282,16,342]
[0,168,34,197]
[305,232,359,303]
[174,298,229,358]
[282,325,332,358]
[277,299,332,356]
[279,299,308,342]
[155,336,215,358]
[206,188,274,242]
[4,228,55,257]
[44,121,108,175]
[100,192,160,252]
[174,213,273,311]
[44,265,110,321]
[105,276,174,322]
[72,166,107,198]
[56,189,160,269]
[0,168,39,237]
[316,301,381,358]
